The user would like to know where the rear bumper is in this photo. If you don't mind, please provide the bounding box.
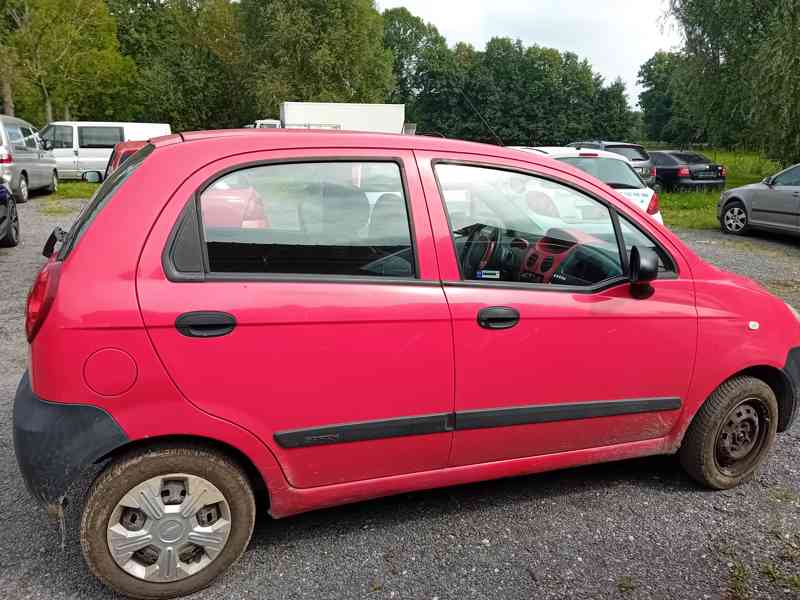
[676,178,725,189]
[782,348,800,432]
[12,371,128,507]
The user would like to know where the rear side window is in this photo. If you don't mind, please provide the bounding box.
[58,144,154,260]
[78,126,124,149]
[650,153,676,166]
[672,153,712,164]
[607,146,650,161]
[197,161,416,278]
[41,125,74,149]
[5,125,24,145]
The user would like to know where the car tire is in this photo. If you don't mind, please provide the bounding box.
[720,200,748,235]
[14,174,29,203]
[45,171,58,194]
[0,196,19,247]
[679,376,778,490]
[80,445,256,600]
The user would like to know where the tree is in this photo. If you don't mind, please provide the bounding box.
[6,0,135,123]
[638,52,679,141]
[382,7,446,121]
[241,0,393,118]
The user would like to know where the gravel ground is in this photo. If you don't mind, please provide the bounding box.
[1,200,798,600]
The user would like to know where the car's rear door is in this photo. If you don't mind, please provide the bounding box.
[416,150,697,466]
[137,147,454,489]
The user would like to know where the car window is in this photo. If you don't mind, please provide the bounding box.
[672,153,712,164]
[5,125,24,145]
[58,144,154,260]
[606,146,650,161]
[198,161,416,278]
[21,128,38,149]
[41,125,74,149]
[435,163,624,287]
[78,126,124,149]
[773,165,800,187]
[557,157,644,189]
[650,153,675,166]
[618,216,675,274]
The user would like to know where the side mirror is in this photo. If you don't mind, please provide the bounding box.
[40,139,53,151]
[82,171,103,183]
[763,176,774,186]
[629,245,658,299]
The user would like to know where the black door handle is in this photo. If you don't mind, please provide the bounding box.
[477,306,520,330]
[176,311,236,338]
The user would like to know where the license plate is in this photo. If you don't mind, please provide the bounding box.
[697,171,716,179]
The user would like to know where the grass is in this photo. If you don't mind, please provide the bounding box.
[657,149,781,231]
[36,181,99,217]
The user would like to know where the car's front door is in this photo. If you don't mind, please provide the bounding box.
[137,148,454,489]
[40,124,78,179]
[751,165,800,230]
[416,152,697,466]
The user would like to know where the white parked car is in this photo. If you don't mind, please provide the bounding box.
[39,121,171,180]
[513,146,663,224]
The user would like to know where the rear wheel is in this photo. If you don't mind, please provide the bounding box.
[679,376,778,489]
[0,196,19,247]
[721,200,748,235]
[14,174,29,203]
[81,445,256,599]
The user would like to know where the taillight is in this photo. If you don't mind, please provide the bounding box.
[25,259,61,342]
[650,166,657,178]
[0,149,12,164]
[647,192,660,215]
[677,166,690,177]
[719,166,727,177]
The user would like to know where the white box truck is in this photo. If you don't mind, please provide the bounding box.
[254,102,407,134]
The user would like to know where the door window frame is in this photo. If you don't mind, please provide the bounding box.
[431,158,678,294]
[163,156,429,286]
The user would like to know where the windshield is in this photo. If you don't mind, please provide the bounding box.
[672,152,713,164]
[606,146,649,161]
[557,157,645,189]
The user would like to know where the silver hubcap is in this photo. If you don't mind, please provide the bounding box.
[724,206,746,232]
[106,473,231,582]
[53,174,58,192]
[19,178,27,201]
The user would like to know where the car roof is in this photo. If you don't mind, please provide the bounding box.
[514,146,633,163]
[0,114,36,128]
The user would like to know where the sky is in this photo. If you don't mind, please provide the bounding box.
[377,0,683,107]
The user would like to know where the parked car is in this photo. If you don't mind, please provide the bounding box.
[39,121,171,180]
[0,181,18,247]
[567,141,656,187]
[14,130,799,599]
[105,140,147,178]
[649,150,726,191]
[515,146,663,223]
[718,162,800,235]
[0,114,58,202]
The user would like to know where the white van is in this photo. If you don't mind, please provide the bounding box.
[39,121,171,179]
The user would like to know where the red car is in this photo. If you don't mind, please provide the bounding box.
[105,140,147,178]
[14,131,800,599]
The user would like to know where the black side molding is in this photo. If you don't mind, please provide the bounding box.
[274,397,681,449]
[275,413,454,449]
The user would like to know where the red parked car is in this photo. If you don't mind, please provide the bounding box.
[105,140,147,178]
[14,130,800,599]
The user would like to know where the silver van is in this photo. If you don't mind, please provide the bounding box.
[39,121,171,179]
[0,115,58,202]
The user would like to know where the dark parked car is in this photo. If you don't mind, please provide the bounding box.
[567,141,656,187]
[650,151,727,191]
[718,162,800,235]
[0,181,19,247]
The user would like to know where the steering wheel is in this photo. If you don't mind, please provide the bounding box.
[460,224,501,279]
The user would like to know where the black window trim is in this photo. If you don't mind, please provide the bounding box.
[164,155,426,285]
[430,158,678,295]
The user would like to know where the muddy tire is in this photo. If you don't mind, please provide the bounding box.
[679,376,778,489]
[80,445,256,599]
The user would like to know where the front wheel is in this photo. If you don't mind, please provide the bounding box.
[0,196,19,247]
[721,200,748,235]
[679,376,778,489]
[14,174,29,203]
[80,445,256,599]
[45,171,58,194]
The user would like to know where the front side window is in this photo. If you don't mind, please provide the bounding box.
[199,161,415,278]
[618,216,675,274]
[774,165,800,187]
[78,126,124,149]
[435,163,624,287]
[41,125,74,149]
[22,127,37,149]
[557,157,644,190]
